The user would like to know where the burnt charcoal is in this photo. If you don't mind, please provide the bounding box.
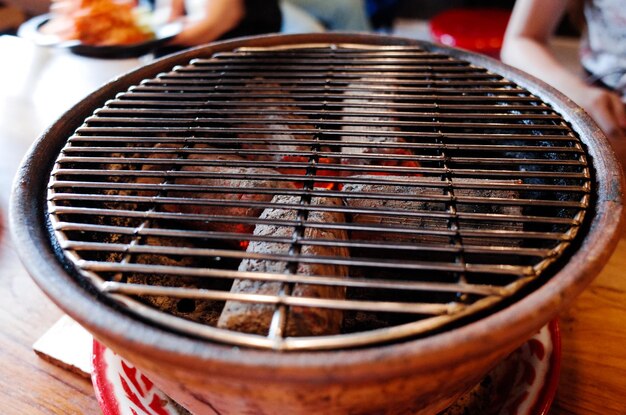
[342,176,524,247]
[124,236,230,326]
[218,195,350,336]
[341,79,410,169]
[135,146,298,235]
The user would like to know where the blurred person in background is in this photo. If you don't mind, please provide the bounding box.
[8,0,393,48]
[279,0,400,33]
[169,0,389,47]
[157,0,281,47]
[166,0,400,53]
[8,0,281,48]
[501,0,626,168]
[2,0,49,16]
[280,0,372,32]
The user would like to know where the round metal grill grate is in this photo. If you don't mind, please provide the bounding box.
[47,43,590,350]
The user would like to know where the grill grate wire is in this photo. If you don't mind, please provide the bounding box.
[47,44,590,350]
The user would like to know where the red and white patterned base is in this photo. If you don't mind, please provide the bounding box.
[92,320,561,415]
[485,320,560,415]
[92,341,183,415]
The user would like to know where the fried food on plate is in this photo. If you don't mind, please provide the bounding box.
[46,0,154,45]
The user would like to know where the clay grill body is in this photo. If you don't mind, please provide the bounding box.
[10,34,624,414]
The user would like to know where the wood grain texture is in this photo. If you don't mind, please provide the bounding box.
[0,35,114,415]
[551,233,626,415]
[0,225,100,415]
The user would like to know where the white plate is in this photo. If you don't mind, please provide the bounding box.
[18,13,182,58]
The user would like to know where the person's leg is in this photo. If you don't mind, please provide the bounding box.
[284,0,372,31]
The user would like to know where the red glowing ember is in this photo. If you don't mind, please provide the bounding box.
[368,149,421,176]
[277,156,340,190]
[228,224,251,249]
[238,150,419,249]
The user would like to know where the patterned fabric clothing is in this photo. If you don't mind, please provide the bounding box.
[581,0,626,99]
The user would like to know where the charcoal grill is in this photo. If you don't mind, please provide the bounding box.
[11,33,623,414]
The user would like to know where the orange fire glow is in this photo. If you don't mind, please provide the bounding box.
[369,149,421,176]
[277,156,340,190]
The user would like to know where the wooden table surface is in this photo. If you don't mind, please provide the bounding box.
[1,34,625,414]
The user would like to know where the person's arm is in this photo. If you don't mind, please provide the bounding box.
[501,0,626,142]
[167,0,186,22]
[169,0,245,46]
[2,0,51,16]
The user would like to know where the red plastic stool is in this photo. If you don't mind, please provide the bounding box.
[429,8,511,58]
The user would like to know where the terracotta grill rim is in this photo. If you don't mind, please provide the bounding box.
[10,33,624,382]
